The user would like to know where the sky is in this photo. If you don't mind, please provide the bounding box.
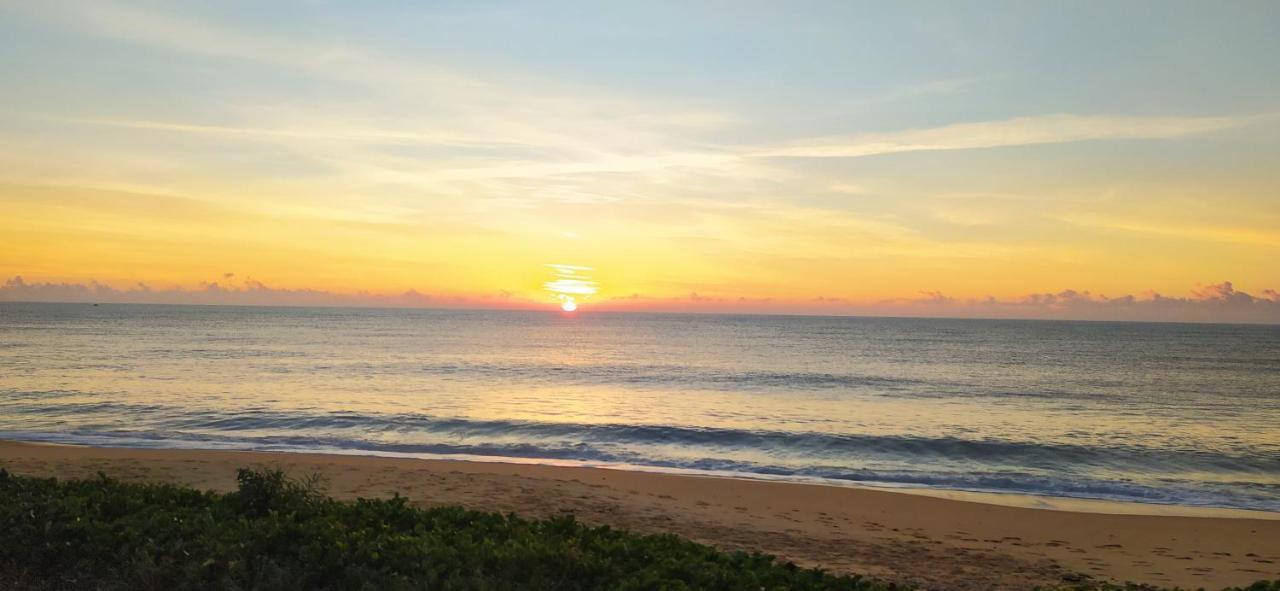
[1,1,1279,322]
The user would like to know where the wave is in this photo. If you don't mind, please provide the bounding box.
[5,307,1278,514]
[152,412,1280,471]
[2,396,1280,509]
[1,426,1277,512]
[320,360,932,392]
[6,400,1278,472]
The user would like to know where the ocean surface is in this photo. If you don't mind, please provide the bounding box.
[1,302,1278,512]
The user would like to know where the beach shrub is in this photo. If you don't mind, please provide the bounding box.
[1049,582,1280,591]
[0,467,890,590]
[0,467,1274,591]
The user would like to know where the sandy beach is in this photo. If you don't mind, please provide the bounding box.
[1,441,1276,590]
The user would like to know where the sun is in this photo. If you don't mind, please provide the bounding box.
[561,300,578,312]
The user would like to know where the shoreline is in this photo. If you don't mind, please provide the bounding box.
[7,433,1275,520]
[2,440,1278,590]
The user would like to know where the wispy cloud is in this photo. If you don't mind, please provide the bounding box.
[544,264,598,309]
[47,116,513,150]
[16,2,1261,187]
[7,0,744,188]
[1057,212,1280,248]
[3,1,1276,314]
[755,114,1248,159]
[10,0,476,92]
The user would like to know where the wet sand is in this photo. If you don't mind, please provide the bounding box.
[2,440,1277,590]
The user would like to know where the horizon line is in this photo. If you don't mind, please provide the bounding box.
[3,299,1278,327]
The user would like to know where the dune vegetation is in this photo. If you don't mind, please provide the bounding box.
[0,468,1275,591]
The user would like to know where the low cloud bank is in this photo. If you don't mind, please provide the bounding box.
[3,276,1279,324]
[0,276,532,310]
[598,282,1280,324]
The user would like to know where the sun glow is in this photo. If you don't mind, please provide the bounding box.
[546,264,595,312]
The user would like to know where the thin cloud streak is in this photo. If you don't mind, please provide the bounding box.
[755,114,1249,159]
[1057,212,1280,248]
[16,2,1264,193]
[41,112,1258,189]
[544,265,598,308]
[11,0,478,92]
[47,117,518,149]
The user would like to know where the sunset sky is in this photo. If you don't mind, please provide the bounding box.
[2,1,1278,321]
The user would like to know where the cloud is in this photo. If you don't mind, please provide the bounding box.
[10,0,476,93]
[1057,212,1280,247]
[544,264,598,307]
[593,281,1280,324]
[0,276,534,309]
[5,276,1279,323]
[3,2,1275,318]
[49,117,503,150]
[892,282,1280,323]
[10,1,1265,218]
[17,2,1260,194]
[755,114,1247,159]
[6,0,749,197]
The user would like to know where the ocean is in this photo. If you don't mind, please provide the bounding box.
[1,302,1277,512]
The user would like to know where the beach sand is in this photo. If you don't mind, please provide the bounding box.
[2,440,1276,590]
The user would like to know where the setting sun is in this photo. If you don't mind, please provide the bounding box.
[561,300,577,313]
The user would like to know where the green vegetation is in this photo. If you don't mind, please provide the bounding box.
[0,467,1275,591]
[1059,584,1279,591]
[0,467,886,590]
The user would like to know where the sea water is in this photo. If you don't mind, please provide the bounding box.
[1,302,1277,511]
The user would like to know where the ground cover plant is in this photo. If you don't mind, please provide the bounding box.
[0,467,1275,591]
[0,467,890,590]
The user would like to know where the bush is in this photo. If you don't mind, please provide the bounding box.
[0,468,1274,591]
[0,467,889,590]
[1051,582,1280,591]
